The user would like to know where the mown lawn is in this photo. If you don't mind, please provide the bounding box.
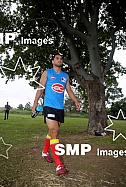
[0,113,126,187]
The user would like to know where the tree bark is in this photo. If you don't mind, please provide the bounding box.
[86,74,108,135]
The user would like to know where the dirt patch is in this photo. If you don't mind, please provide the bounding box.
[0,134,125,187]
[30,135,126,187]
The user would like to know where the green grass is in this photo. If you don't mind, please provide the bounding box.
[0,113,126,187]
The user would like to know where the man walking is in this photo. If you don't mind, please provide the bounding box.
[4,102,11,120]
[32,53,80,176]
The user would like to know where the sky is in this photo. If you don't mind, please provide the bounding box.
[0,49,126,108]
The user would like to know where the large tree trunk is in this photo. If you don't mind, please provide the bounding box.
[86,75,108,135]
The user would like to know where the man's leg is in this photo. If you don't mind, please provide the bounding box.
[42,132,53,163]
[43,133,51,154]
[7,110,9,120]
[46,118,67,175]
[4,111,6,120]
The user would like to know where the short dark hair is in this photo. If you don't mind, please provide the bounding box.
[51,52,63,61]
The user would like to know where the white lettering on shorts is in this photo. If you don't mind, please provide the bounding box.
[47,114,55,118]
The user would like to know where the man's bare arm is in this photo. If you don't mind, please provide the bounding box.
[66,76,81,111]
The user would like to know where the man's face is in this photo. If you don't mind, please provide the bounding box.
[52,55,63,67]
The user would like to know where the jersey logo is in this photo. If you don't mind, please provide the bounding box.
[61,77,67,83]
[51,76,56,80]
[52,83,64,93]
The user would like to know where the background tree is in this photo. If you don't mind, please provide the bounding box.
[17,104,24,110]
[108,97,126,119]
[65,98,76,113]
[65,88,85,113]
[24,102,32,111]
[0,0,126,134]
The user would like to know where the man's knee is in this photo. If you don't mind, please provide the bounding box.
[48,126,59,139]
[46,118,59,137]
[50,127,58,134]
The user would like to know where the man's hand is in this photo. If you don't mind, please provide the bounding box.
[32,103,38,114]
[75,102,81,111]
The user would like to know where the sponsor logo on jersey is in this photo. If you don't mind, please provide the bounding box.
[61,77,67,83]
[51,76,56,80]
[52,83,64,93]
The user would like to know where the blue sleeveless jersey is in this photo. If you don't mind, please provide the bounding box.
[44,68,68,109]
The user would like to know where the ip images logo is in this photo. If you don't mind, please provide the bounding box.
[104,109,126,141]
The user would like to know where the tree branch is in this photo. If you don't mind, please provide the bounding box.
[66,35,93,81]
[103,33,116,75]
[77,0,91,32]
[91,4,99,30]
[59,0,71,25]
[60,21,89,42]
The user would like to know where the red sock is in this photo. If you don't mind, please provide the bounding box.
[43,134,51,154]
[50,139,63,167]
